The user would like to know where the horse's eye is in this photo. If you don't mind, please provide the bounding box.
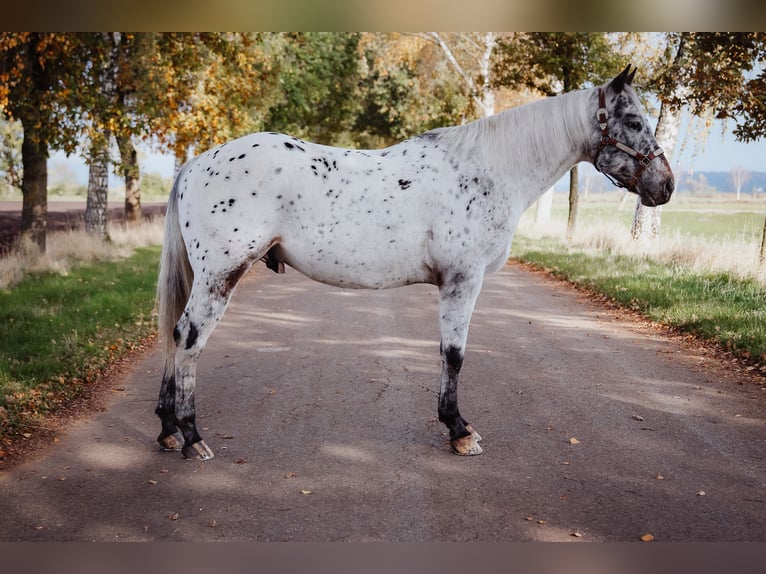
[626,119,642,131]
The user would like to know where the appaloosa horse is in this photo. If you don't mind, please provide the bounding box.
[155,65,674,460]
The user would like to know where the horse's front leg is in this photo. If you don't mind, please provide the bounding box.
[437,271,484,456]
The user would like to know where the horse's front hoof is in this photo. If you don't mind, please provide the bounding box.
[158,432,183,452]
[182,440,215,461]
[451,433,483,456]
[465,424,482,443]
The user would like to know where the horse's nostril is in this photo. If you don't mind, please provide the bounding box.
[664,178,675,200]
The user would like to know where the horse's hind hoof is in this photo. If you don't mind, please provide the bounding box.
[451,434,483,456]
[158,432,183,451]
[182,440,215,461]
[465,424,482,443]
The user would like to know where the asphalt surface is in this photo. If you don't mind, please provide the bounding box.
[1,263,765,541]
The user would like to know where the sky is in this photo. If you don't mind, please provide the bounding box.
[48,114,766,189]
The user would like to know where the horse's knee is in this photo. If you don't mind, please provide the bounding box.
[441,343,463,374]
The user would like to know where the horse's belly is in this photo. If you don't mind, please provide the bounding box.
[278,241,433,290]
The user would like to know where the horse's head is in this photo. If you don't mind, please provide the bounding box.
[590,65,675,207]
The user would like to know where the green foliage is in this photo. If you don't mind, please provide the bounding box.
[512,237,766,366]
[0,247,160,437]
[652,32,766,143]
[266,33,364,145]
[140,171,172,198]
[495,32,626,94]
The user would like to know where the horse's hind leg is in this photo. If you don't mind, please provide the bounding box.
[168,273,240,460]
[437,271,485,456]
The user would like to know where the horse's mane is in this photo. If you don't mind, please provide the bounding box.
[425,88,594,179]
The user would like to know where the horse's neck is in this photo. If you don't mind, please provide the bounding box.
[481,88,593,198]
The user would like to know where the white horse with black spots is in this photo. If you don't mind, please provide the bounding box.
[156,65,674,460]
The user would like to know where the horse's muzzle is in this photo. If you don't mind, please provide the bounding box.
[641,175,675,207]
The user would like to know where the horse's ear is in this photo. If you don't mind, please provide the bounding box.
[609,65,636,93]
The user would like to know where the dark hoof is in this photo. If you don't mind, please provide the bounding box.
[182,440,215,461]
[158,432,183,451]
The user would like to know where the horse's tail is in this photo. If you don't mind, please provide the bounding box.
[156,165,193,379]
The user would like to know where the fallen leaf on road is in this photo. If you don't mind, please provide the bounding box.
[697,490,706,496]
[571,531,583,538]
[301,489,312,495]
[525,516,534,521]
[168,512,180,521]
[235,458,247,464]
[147,480,158,485]
[632,415,645,421]
[568,437,581,445]
[285,472,297,479]
[655,474,665,480]
[640,533,655,542]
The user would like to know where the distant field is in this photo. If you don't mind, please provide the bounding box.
[542,192,766,242]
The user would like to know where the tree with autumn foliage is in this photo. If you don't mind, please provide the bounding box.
[0,33,86,251]
[633,32,766,242]
[495,33,626,239]
[146,33,281,167]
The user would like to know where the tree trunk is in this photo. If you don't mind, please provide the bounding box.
[174,149,189,180]
[19,124,48,252]
[760,216,766,266]
[85,137,111,240]
[535,187,554,225]
[631,34,687,243]
[117,134,141,223]
[566,165,579,241]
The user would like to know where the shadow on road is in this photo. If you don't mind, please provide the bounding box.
[1,264,764,541]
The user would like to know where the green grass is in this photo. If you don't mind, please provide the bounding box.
[0,246,161,439]
[512,235,766,366]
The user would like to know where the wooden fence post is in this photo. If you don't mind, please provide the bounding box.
[760,216,766,266]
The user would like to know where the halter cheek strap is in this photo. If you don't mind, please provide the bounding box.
[593,88,665,192]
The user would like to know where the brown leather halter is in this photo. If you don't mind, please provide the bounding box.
[593,88,665,192]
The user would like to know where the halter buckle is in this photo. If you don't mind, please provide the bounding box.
[597,107,608,130]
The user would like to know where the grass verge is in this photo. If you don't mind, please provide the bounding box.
[512,235,766,369]
[0,246,161,452]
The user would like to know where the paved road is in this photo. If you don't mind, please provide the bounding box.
[1,263,765,541]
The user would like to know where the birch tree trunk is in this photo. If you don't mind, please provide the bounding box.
[629,99,682,242]
[85,32,119,239]
[85,137,110,240]
[631,34,687,243]
[427,32,497,118]
[535,187,554,225]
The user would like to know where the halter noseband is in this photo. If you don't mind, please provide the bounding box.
[593,88,665,192]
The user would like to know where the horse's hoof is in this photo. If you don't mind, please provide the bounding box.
[451,434,483,456]
[182,440,215,461]
[158,432,183,451]
[465,424,482,443]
